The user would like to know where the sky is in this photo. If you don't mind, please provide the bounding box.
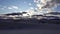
[0,0,36,14]
[0,0,60,14]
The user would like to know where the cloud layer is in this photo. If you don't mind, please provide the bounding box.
[34,0,60,9]
[34,0,60,13]
[8,6,19,10]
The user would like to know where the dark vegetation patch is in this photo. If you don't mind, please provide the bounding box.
[0,18,60,30]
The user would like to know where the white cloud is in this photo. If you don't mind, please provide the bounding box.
[30,7,34,9]
[8,6,19,10]
[33,0,60,14]
[24,2,26,3]
[8,7,13,9]
[28,3,32,6]
[20,11,23,13]
[34,0,40,3]
[24,9,37,16]
[12,6,19,9]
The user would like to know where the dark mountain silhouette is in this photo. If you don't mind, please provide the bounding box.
[5,12,27,16]
[5,13,22,15]
[0,12,60,30]
[47,12,60,15]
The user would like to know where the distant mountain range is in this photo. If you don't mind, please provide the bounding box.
[4,12,27,15]
[6,13,22,15]
[46,12,60,15]
[4,12,60,16]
